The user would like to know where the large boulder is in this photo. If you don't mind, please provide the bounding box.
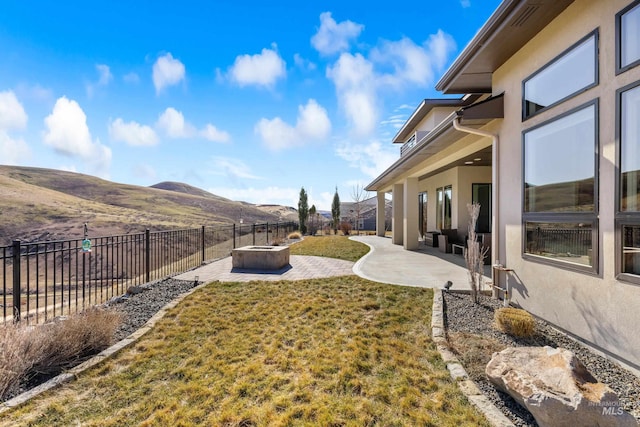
[486,346,638,427]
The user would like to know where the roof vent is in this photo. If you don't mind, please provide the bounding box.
[511,5,539,27]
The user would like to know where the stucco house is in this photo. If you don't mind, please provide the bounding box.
[340,196,392,232]
[366,0,640,374]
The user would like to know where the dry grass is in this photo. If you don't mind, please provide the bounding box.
[446,332,505,382]
[287,231,302,240]
[1,278,489,426]
[289,235,369,262]
[0,308,122,400]
[494,307,535,338]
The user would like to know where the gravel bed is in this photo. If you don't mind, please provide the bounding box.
[104,277,199,341]
[443,291,640,426]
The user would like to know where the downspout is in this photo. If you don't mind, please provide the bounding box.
[452,116,500,289]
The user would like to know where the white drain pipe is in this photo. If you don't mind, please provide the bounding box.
[452,116,500,290]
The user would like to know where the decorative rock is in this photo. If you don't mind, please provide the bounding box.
[126,286,145,295]
[486,346,638,427]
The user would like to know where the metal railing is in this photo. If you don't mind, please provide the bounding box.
[526,226,592,256]
[1,221,297,324]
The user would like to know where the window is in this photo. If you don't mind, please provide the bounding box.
[523,101,598,271]
[436,186,452,230]
[523,31,598,119]
[419,192,428,237]
[616,80,640,282]
[617,0,640,73]
[472,183,492,233]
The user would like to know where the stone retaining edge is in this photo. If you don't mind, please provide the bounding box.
[431,289,515,427]
[0,280,211,414]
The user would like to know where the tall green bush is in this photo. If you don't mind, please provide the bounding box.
[298,187,309,235]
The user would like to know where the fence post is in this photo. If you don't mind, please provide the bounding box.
[12,240,21,322]
[145,229,150,283]
[201,225,206,264]
[252,224,256,246]
[233,224,236,249]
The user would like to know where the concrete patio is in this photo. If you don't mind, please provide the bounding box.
[175,235,490,292]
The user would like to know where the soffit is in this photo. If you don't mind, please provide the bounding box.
[366,95,504,192]
[436,0,575,94]
[392,95,481,143]
[365,115,492,192]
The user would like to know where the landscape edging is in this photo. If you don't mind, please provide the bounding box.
[0,280,210,414]
[431,289,515,427]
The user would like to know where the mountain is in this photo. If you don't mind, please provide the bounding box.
[0,166,295,245]
[150,181,225,200]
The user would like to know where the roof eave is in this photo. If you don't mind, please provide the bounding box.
[391,95,481,143]
[436,0,575,94]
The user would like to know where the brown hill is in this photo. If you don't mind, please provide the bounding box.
[0,165,291,245]
[150,181,225,200]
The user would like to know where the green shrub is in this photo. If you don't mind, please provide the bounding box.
[494,307,535,338]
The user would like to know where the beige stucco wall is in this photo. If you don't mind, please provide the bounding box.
[417,107,458,133]
[492,0,640,370]
[418,166,492,241]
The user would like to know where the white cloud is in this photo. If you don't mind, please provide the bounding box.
[426,30,458,71]
[123,72,140,84]
[209,157,262,180]
[156,107,195,138]
[109,118,158,146]
[255,99,331,150]
[155,107,230,143]
[96,64,112,86]
[207,186,299,207]
[326,53,377,136]
[228,46,286,88]
[371,32,456,87]
[200,124,230,143]
[152,53,186,94]
[293,53,316,71]
[0,131,30,164]
[15,83,52,102]
[43,96,111,177]
[461,0,471,8]
[335,139,397,178]
[325,30,456,137]
[311,12,364,56]
[0,90,28,130]
[87,64,113,98]
[380,114,408,129]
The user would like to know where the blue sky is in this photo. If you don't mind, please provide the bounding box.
[0,0,500,211]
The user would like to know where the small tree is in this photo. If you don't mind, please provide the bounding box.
[465,202,489,303]
[308,204,318,236]
[331,187,340,235]
[298,187,309,235]
[351,183,369,235]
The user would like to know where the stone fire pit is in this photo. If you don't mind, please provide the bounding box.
[231,245,290,270]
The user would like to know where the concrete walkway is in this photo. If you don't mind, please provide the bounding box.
[351,235,490,291]
[174,254,354,283]
[175,235,490,291]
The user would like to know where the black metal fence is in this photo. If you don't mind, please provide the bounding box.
[525,225,592,256]
[1,221,297,324]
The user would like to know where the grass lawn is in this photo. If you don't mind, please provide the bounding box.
[289,235,370,262]
[0,277,489,426]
